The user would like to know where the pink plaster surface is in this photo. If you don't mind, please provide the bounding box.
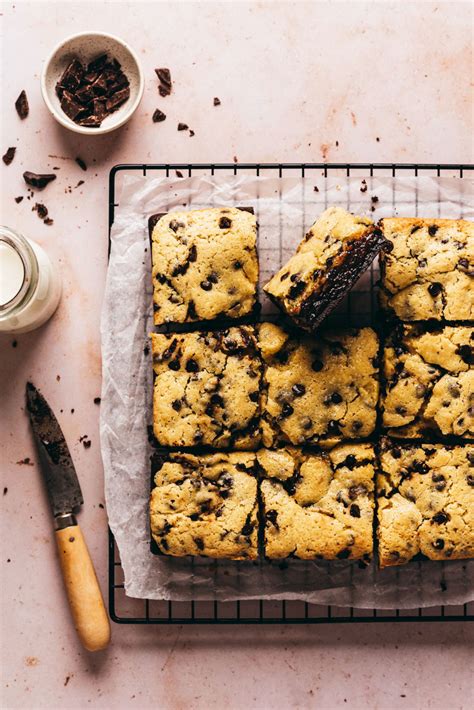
[1,1,473,708]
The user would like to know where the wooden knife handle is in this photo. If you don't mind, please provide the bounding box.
[55,524,111,652]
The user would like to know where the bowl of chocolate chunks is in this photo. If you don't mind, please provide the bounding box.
[41,31,144,135]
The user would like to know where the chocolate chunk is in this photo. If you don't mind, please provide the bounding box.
[23,172,56,189]
[331,392,343,404]
[432,512,449,524]
[433,538,445,550]
[105,86,130,113]
[168,359,180,371]
[15,90,29,119]
[75,157,87,171]
[457,344,474,365]
[219,216,232,229]
[56,59,84,95]
[292,383,306,397]
[2,147,16,166]
[77,115,102,128]
[281,403,294,418]
[336,548,351,559]
[311,359,324,372]
[185,359,199,373]
[428,282,442,297]
[60,90,86,120]
[177,123,189,131]
[327,420,341,435]
[152,109,166,123]
[155,67,172,89]
[159,84,171,97]
[428,225,439,236]
[391,448,401,459]
[33,203,48,219]
[349,504,360,518]
[344,455,357,470]
[87,54,108,73]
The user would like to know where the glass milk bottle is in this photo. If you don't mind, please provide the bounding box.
[0,226,61,333]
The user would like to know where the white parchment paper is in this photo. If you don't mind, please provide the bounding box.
[100,173,474,606]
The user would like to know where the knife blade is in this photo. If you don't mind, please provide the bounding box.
[25,382,110,652]
[26,382,83,520]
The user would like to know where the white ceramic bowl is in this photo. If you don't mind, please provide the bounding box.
[41,31,144,135]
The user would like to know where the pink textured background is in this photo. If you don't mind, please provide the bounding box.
[1,1,473,708]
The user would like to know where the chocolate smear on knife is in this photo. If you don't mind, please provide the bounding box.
[15,90,29,119]
[2,147,16,165]
[23,171,57,189]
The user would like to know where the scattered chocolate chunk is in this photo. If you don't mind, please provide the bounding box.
[14,196,23,203]
[177,122,189,131]
[33,203,48,220]
[213,97,221,106]
[43,218,54,226]
[15,90,29,119]
[189,129,195,137]
[2,147,16,165]
[23,172,57,189]
[75,157,87,171]
[152,108,166,123]
[155,67,172,96]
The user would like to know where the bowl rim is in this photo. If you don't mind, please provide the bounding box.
[40,30,145,136]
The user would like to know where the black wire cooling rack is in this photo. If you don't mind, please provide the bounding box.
[108,162,474,624]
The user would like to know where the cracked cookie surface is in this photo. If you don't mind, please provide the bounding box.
[258,322,379,446]
[150,452,258,558]
[151,327,262,448]
[259,444,375,560]
[151,207,258,325]
[380,217,474,321]
[382,324,474,439]
[377,440,474,567]
[263,206,384,331]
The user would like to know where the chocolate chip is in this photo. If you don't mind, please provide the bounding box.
[23,172,56,189]
[456,344,474,365]
[331,392,343,404]
[185,359,199,373]
[467,474,474,487]
[265,509,279,529]
[213,97,221,106]
[433,538,445,550]
[349,484,366,500]
[211,394,224,407]
[395,405,407,415]
[292,384,306,397]
[432,512,449,524]
[208,273,218,284]
[168,359,180,371]
[349,504,360,518]
[171,399,182,411]
[448,382,461,398]
[301,417,313,430]
[415,384,426,398]
[428,225,439,236]
[219,216,232,229]
[152,109,166,123]
[194,537,204,551]
[233,260,242,270]
[336,548,351,559]
[428,282,442,297]
[188,244,197,262]
[2,147,16,166]
[311,359,324,372]
[249,391,259,403]
[15,90,29,119]
[327,420,341,435]
[241,516,254,536]
[177,123,189,131]
[413,461,429,475]
[352,421,363,432]
[200,280,212,291]
[281,403,294,418]
[288,280,306,299]
[75,157,87,171]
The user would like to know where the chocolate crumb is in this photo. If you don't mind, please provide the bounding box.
[2,147,16,165]
[23,172,57,189]
[189,129,195,137]
[376,137,380,142]
[99,503,104,509]
[371,195,379,204]
[360,180,368,193]
[33,203,48,220]
[12,340,17,348]
[3,488,7,496]
[152,108,166,123]
[16,457,34,466]
[64,676,71,687]
[313,186,319,192]
[43,218,54,226]
[75,157,87,171]
[175,170,184,178]
[213,97,221,106]
[75,180,84,188]
[15,90,29,119]
[177,123,188,131]
[14,196,23,203]
[93,397,101,405]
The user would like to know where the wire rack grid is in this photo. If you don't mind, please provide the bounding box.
[108,162,474,624]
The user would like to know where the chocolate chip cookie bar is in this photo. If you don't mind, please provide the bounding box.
[380,217,474,321]
[258,322,379,446]
[377,440,474,567]
[151,326,262,448]
[150,452,258,558]
[259,444,375,560]
[382,324,474,439]
[151,207,258,325]
[263,207,386,331]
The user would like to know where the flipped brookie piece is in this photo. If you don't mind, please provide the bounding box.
[26,383,110,652]
[263,206,388,331]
